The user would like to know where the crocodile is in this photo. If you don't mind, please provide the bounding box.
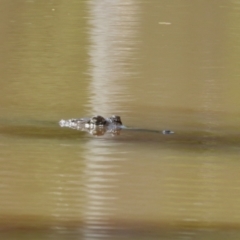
[59,115,174,136]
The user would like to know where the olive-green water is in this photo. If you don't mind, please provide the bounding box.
[1,0,240,239]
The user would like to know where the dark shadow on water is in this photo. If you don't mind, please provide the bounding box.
[0,120,240,152]
[1,225,240,240]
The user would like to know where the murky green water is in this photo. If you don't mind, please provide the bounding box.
[1,0,240,239]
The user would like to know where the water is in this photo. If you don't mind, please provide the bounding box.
[1,0,240,239]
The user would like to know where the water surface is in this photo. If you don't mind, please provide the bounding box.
[1,0,240,239]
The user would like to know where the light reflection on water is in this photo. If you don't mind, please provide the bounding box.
[86,0,140,116]
[82,138,125,240]
[81,1,140,238]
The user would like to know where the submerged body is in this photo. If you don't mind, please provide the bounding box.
[59,115,174,136]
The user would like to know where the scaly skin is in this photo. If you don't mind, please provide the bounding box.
[59,115,174,136]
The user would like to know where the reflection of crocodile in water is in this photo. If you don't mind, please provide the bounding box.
[59,115,174,136]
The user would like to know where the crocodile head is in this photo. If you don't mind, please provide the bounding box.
[59,115,123,136]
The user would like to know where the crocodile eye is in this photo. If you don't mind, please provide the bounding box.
[90,116,106,125]
[114,116,122,124]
